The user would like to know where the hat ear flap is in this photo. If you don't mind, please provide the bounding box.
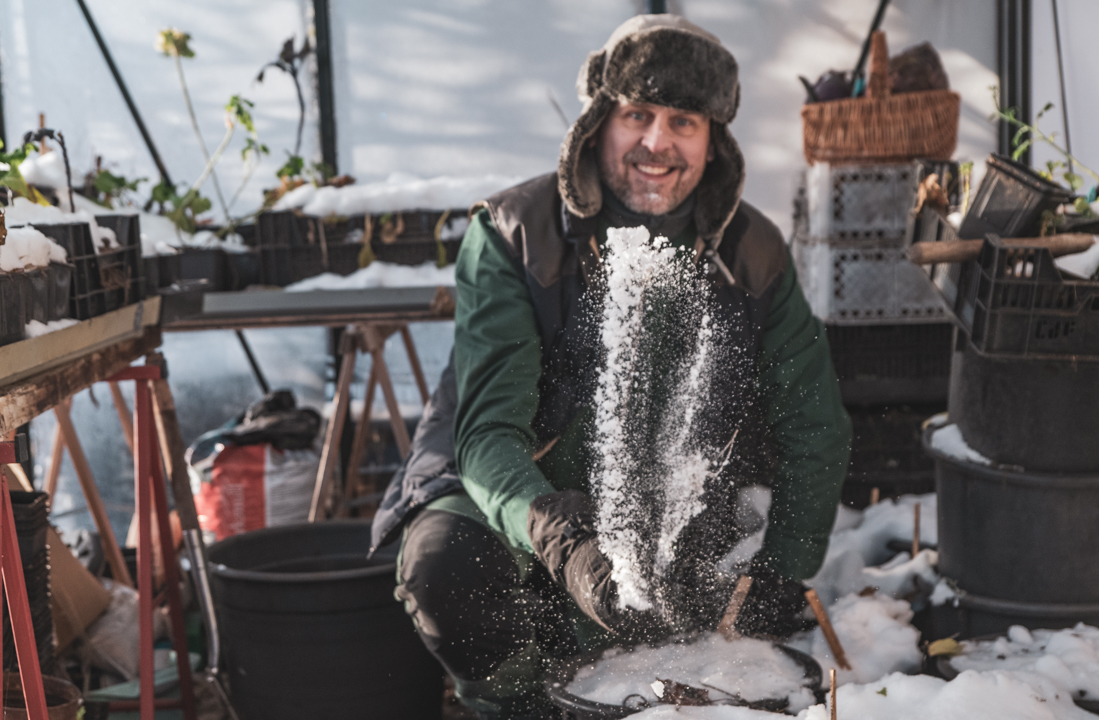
[579,49,607,102]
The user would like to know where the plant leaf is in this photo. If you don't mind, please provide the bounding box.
[928,638,963,658]
[1012,139,1032,161]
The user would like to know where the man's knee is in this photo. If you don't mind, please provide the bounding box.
[397,509,532,680]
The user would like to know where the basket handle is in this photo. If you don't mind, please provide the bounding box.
[865,30,890,100]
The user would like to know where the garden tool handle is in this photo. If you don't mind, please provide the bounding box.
[907,234,1095,265]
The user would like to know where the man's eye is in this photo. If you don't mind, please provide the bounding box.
[628,111,647,121]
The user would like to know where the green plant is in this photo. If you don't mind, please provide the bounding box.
[91,169,147,208]
[0,141,49,206]
[991,88,1099,217]
[151,178,212,234]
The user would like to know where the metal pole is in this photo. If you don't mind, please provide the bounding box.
[74,0,173,186]
[997,0,1032,164]
[312,0,339,173]
[1051,0,1072,172]
[234,330,270,395]
[645,0,667,13]
[0,45,7,150]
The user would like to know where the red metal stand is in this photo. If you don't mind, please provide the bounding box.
[107,367,197,720]
[0,439,49,720]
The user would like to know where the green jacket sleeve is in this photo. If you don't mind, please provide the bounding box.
[452,209,556,552]
[754,256,851,581]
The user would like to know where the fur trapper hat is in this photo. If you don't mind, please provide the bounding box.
[558,14,746,243]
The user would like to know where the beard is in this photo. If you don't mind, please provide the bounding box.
[598,144,705,216]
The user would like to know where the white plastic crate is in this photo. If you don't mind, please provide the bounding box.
[792,234,946,325]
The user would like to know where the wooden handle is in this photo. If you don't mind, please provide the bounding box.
[805,588,852,670]
[908,234,1096,264]
[865,30,890,100]
[717,575,754,640]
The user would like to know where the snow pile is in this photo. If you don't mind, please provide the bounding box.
[952,624,1099,701]
[592,226,729,614]
[25,318,78,337]
[0,226,68,271]
[6,197,119,250]
[929,423,992,466]
[808,494,938,606]
[796,669,1095,720]
[788,592,922,685]
[19,150,69,190]
[1054,236,1099,279]
[567,634,814,711]
[273,173,522,216]
[284,261,455,292]
[632,707,781,720]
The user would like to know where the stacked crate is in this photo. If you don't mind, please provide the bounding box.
[791,160,956,506]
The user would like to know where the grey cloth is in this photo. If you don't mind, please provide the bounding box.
[370,353,462,553]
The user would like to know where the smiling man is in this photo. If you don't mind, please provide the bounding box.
[372,14,851,720]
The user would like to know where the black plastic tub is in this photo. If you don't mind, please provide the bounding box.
[546,643,822,719]
[958,154,1074,240]
[924,424,1099,608]
[948,342,1099,472]
[207,522,443,720]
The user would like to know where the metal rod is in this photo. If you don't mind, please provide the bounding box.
[74,0,173,185]
[1051,0,1072,172]
[853,0,891,81]
[312,0,338,173]
[234,330,270,395]
[645,0,667,13]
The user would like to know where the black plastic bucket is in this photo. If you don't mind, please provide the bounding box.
[924,425,1099,607]
[958,154,1074,240]
[207,522,443,720]
[546,643,821,718]
[948,343,1099,472]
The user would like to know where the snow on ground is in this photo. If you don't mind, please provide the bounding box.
[567,634,815,711]
[284,260,455,291]
[0,226,67,270]
[272,173,522,216]
[951,624,1099,701]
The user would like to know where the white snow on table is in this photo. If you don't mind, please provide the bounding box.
[951,623,1099,701]
[284,260,455,292]
[788,592,922,686]
[0,226,67,270]
[797,669,1095,720]
[567,633,815,711]
[929,423,992,466]
[272,173,522,216]
[25,318,78,337]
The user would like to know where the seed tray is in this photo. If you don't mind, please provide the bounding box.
[32,221,144,320]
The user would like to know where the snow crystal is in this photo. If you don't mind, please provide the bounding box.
[787,592,922,686]
[25,318,78,337]
[567,634,812,709]
[929,423,992,466]
[797,669,1095,720]
[272,173,523,216]
[951,623,1099,701]
[0,226,67,271]
[284,261,455,292]
[591,225,726,614]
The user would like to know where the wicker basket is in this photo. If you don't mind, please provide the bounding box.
[801,31,960,164]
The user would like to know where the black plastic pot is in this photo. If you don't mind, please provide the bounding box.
[207,522,443,720]
[0,273,23,346]
[925,424,1099,607]
[546,643,822,719]
[948,342,1099,472]
[47,263,72,321]
[958,154,1074,240]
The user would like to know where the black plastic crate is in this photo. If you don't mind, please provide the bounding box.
[94,214,140,252]
[179,248,228,292]
[958,154,1074,240]
[0,273,24,346]
[928,233,1099,360]
[33,221,144,320]
[225,249,262,290]
[20,269,49,324]
[142,256,160,296]
[842,403,941,508]
[826,322,953,405]
[47,263,72,321]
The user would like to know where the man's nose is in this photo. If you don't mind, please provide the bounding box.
[640,115,673,155]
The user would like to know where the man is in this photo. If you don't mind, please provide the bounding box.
[371,14,851,719]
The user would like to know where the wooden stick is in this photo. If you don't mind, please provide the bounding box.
[309,335,358,521]
[3,463,34,492]
[109,381,135,455]
[46,413,66,498]
[361,324,412,459]
[146,358,202,533]
[912,503,921,559]
[805,588,851,670]
[907,233,1094,264]
[717,575,754,640]
[398,325,430,406]
[830,668,837,720]
[869,487,880,505]
[53,402,134,587]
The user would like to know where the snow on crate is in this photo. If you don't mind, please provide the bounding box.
[0,226,67,271]
[272,173,523,216]
[284,260,455,292]
[928,422,993,466]
[5,197,119,250]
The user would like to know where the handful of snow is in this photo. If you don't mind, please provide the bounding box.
[0,226,67,271]
[566,633,816,712]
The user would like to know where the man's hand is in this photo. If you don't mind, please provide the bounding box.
[527,490,664,639]
[733,561,816,640]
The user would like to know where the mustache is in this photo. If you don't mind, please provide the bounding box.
[622,146,687,169]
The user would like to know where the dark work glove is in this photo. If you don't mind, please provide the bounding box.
[733,561,816,640]
[527,490,665,640]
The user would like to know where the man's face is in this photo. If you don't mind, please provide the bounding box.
[596,101,712,216]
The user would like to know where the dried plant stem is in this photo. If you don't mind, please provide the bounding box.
[174,53,230,221]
